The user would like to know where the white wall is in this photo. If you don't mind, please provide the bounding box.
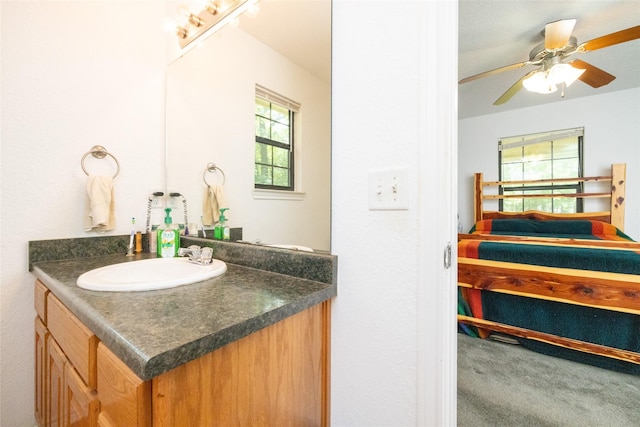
[458,88,640,238]
[331,1,457,425]
[1,2,167,425]
[166,28,331,250]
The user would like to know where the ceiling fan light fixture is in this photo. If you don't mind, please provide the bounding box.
[523,62,585,95]
[460,20,640,106]
[548,63,585,87]
[522,71,558,94]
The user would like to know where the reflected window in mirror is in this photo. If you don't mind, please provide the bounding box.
[254,86,301,191]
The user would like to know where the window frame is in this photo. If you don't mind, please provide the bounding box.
[498,129,584,213]
[254,87,299,192]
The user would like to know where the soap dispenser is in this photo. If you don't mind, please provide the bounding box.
[222,208,230,241]
[157,208,180,258]
[214,208,229,240]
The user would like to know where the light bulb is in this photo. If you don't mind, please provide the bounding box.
[543,63,586,89]
[162,18,177,33]
[177,5,203,26]
[523,71,557,94]
[523,71,544,91]
[177,4,191,17]
[162,18,188,38]
[246,0,260,17]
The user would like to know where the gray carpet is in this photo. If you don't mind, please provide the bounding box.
[457,333,640,426]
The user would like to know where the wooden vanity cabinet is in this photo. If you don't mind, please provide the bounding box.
[35,280,99,427]
[151,301,331,426]
[35,279,331,427]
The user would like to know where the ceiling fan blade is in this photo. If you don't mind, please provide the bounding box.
[544,19,576,49]
[579,25,640,52]
[569,59,615,88]
[493,70,536,105]
[459,61,530,84]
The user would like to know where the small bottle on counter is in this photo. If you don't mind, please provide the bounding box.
[149,225,157,254]
[135,231,142,253]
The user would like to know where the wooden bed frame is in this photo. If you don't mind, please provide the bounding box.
[458,163,640,366]
[473,163,626,230]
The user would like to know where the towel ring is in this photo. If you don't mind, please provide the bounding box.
[81,145,120,179]
[203,162,226,186]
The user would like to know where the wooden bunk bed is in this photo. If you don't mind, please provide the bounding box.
[457,163,640,372]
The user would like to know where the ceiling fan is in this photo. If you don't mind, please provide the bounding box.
[459,20,640,105]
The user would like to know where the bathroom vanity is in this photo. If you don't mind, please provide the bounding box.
[31,237,336,427]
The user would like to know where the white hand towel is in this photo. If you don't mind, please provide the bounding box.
[202,185,228,225]
[84,175,115,231]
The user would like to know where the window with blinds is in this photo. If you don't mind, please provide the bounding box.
[254,85,300,191]
[498,127,584,213]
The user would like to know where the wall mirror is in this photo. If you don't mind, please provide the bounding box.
[166,0,331,251]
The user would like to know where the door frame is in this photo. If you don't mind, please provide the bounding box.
[416,1,458,425]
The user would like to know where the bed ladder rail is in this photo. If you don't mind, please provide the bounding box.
[473,163,626,230]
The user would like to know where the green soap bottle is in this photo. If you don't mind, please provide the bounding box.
[214,208,229,240]
[157,208,180,258]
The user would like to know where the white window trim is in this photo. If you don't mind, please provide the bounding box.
[253,189,306,201]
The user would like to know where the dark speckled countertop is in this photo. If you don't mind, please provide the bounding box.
[30,236,337,380]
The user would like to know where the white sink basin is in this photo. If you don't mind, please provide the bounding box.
[77,257,227,292]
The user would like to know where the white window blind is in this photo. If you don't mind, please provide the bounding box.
[255,84,301,112]
[499,127,584,151]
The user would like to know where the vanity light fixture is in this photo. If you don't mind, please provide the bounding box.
[166,0,261,50]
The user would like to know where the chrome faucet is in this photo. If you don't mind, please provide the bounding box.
[178,245,213,265]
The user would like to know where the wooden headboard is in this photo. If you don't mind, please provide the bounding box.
[474,163,626,231]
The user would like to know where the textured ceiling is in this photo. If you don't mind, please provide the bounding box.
[459,0,640,119]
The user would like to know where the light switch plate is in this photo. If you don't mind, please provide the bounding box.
[368,167,409,210]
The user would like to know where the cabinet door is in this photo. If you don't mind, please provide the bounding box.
[96,343,151,427]
[64,363,99,427]
[35,317,48,427]
[47,336,66,427]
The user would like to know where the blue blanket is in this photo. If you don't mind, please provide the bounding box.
[469,219,634,241]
